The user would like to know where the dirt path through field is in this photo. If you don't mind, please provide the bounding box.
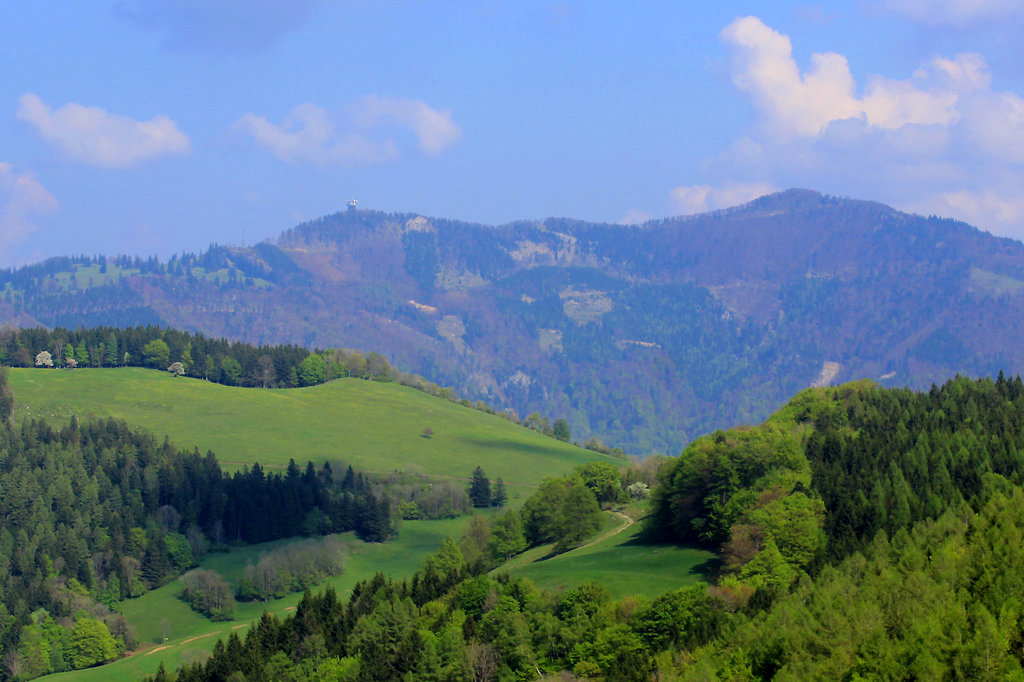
[576,511,634,551]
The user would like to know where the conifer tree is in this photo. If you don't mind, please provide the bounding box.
[491,478,507,507]
[468,466,491,508]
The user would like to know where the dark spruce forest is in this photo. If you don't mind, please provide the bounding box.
[5,189,1024,454]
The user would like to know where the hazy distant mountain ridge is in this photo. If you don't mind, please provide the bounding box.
[4,189,1024,453]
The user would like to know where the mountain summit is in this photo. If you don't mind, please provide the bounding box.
[3,190,1024,453]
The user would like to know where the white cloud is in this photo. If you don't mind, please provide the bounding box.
[907,189,1024,230]
[234,103,397,165]
[961,91,1024,163]
[883,0,1024,25]
[17,94,191,168]
[927,53,991,91]
[722,17,992,138]
[234,97,461,165]
[861,78,959,130]
[708,16,1024,239]
[670,182,777,215]
[0,163,58,250]
[722,16,861,138]
[347,95,462,156]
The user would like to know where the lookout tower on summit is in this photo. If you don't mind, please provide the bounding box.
[347,199,358,211]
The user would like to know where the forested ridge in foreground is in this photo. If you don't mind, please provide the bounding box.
[149,374,1024,680]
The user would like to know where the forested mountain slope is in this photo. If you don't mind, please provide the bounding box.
[5,189,1024,453]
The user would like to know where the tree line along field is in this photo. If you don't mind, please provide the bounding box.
[48,519,469,682]
[5,367,619,495]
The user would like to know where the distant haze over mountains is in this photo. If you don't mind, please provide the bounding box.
[4,189,1024,454]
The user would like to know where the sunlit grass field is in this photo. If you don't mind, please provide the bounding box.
[7,367,618,496]
[51,517,468,681]
[499,509,716,597]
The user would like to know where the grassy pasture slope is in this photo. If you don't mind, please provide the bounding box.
[7,368,618,491]
[499,511,717,597]
[52,518,467,681]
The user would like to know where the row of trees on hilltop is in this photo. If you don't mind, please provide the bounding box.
[0,325,376,388]
[0,325,581,447]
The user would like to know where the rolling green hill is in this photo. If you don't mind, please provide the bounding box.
[6,367,618,494]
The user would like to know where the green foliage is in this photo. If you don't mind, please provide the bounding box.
[553,417,570,442]
[142,339,171,368]
[220,356,242,385]
[69,618,119,669]
[554,484,603,552]
[487,510,527,562]
[520,476,603,552]
[467,466,491,508]
[297,353,326,387]
[648,421,813,547]
[574,460,625,505]
[631,585,725,651]
[165,532,196,572]
[0,367,12,422]
[490,477,507,507]
[521,477,570,544]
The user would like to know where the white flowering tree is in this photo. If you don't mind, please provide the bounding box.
[168,361,185,377]
[34,351,53,368]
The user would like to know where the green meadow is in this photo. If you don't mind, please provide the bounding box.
[51,517,468,681]
[7,367,618,494]
[499,509,716,598]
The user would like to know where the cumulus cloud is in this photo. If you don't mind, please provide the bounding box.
[908,189,1024,230]
[722,16,861,138]
[17,94,191,168]
[115,0,317,53]
[234,97,461,165]
[709,16,1024,239]
[961,91,1024,163]
[0,163,58,251]
[722,17,991,138]
[669,182,777,215]
[346,95,462,155]
[883,0,1024,25]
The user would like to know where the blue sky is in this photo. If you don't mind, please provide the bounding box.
[2,1,1024,267]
